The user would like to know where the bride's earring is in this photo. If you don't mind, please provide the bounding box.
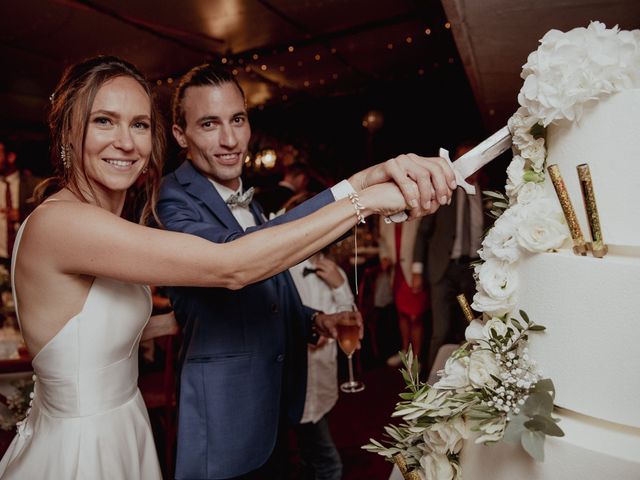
[60,145,71,169]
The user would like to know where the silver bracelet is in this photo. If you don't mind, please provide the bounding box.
[348,192,366,225]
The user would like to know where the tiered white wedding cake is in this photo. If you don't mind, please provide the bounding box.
[460,86,640,480]
[367,22,640,480]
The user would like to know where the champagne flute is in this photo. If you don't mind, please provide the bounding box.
[336,303,365,393]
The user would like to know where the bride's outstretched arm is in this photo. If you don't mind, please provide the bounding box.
[20,182,427,290]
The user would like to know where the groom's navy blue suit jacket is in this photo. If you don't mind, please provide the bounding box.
[157,160,335,479]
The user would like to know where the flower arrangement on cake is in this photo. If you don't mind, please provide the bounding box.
[365,21,640,480]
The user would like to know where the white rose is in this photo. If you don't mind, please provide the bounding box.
[471,259,518,316]
[433,356,469,390]
[519,138,546,172]
[468,349,501,388]
[423,417,469,455]
[483,317,508,338]
[472,289,516,317]
[516,181,545,205]
[420,452,455,480]
[480,210,521,264]
[505,155,526,201]
[515,199,569,252]
[465,319,485,343]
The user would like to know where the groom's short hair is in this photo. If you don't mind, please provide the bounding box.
[172,63,245,129]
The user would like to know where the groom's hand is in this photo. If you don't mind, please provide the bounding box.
[348,153,456,218]
[314,311,364,347]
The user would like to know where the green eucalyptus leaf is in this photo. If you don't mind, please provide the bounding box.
[532,379,556,399]
[523,392,554,417]
[503,413,528,444]
[529,414,564,437]
[529,325,546,331]
[510,318,524,330]
[519,310,531,324]
[521,430,546,462]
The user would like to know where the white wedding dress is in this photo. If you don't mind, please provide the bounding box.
[0,219,162,479]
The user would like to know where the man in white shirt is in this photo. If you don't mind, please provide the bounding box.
[289,250,353,480]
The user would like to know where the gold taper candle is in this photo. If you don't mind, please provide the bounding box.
[404,471,422,480]
[577,164,608,258]
[547,164,588,255]
[456,294,475,322]
[393,454,408,475]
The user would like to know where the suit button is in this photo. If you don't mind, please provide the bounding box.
[271,304,278,314]
[276,354,285,362]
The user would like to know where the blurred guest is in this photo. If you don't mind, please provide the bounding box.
[256,162,310,216]
[289,248,351,480]
[0,140,41,262]
[412,141,486,372]
[378,217,428,367]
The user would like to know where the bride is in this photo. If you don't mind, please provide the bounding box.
[0,55,455,479]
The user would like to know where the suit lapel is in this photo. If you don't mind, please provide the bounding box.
[250,201,267,225]
[174,161,242,231]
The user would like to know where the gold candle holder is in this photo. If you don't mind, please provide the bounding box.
[577,164,608,258]
[456,294,475,322]
[547,164,589,255]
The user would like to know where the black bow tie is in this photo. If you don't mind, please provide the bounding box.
[302,267,318,277]
[225,187,254,208]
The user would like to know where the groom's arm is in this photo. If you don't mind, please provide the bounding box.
[156,177,351,244]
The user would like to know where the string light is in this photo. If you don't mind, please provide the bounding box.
[279,66,285,72]
[387,43,393,50]
[167,77,173,84]
[288,46,294,52]
[221,57,228,64]
[445,21,451,29]
[261,64,267,71]
[156,79,162,86]
[405,36,413,44]
[252,53,259,60]
[330,47,337,54]
[314,54,321,61]
[303,80,310,87]
[425,28,432,35]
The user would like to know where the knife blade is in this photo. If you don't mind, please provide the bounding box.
[452,125,512,193]
[385,126,512,223]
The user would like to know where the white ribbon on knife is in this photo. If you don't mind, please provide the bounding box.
[385,126,512,223]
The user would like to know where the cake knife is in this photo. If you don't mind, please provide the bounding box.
[386,125,512,223]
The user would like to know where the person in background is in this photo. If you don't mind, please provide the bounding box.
[256,161,311,217]
[0,139,41,263]
[412,141,486,373]
[378,217,428,367]
[286,192,351,480]
[157,62,456,480]
[289,250,350,480]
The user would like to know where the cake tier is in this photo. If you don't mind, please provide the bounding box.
[460,408,640,479]
[544,89,640,248]
[517,248,640,428]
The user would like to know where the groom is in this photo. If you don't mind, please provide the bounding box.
[158,63,453,480]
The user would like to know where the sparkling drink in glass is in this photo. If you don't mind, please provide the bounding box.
[336,304,365,393]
